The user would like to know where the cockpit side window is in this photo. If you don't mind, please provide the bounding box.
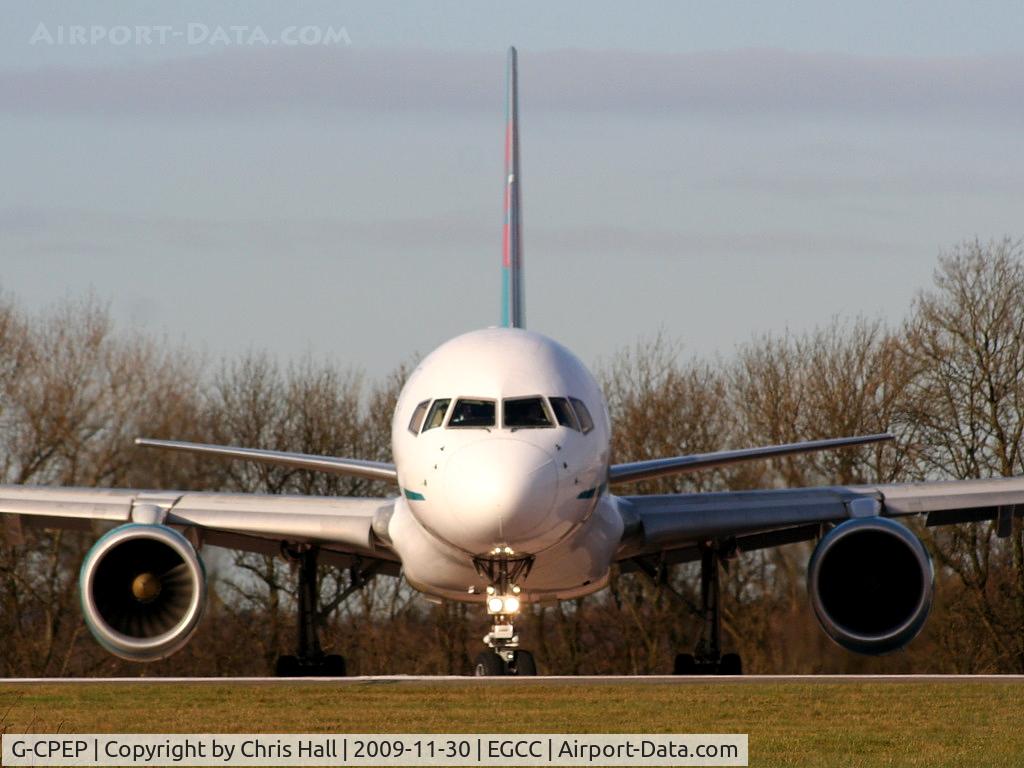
[504,397,554,429]
[449,398,496,428]
[570,397,595,434]
[422,398,451,432]
[548,397,580,431]
[408,400,430,434]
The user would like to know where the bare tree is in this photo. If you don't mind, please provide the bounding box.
[902,238,1024,671]
[5,239,1024,676]
[0,297,207,676]
[730,317,912,487]
[602,334,737,495]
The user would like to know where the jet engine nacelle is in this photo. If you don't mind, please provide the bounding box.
[79,524,206,662]
[807,516,933,655]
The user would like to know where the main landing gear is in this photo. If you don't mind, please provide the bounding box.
[472,550,538,676]
[274,544,376,677]
[675,545,742,675]
[637,543,743,675]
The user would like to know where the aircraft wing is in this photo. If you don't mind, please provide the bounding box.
[0,485,399,571]
[616,476,1024,563]
[134,438,398,482]
[609,433,892,485]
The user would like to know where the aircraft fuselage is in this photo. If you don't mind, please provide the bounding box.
[388,327,623,603]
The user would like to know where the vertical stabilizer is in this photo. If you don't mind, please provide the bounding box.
[502,46,525,328]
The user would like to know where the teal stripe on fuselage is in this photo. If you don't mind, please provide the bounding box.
[576,482,607,500]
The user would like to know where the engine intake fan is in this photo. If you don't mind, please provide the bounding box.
[808,516,933,655]
[80,524,206,662]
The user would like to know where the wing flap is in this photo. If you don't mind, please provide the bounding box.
[0,485,395,559]
[618,475,1024,560]
[0,486,135,523]
[618,487,857,557]
[875,477,1024,515]
[166,492,389,553]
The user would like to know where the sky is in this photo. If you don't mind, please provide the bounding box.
[2,1,1023,379]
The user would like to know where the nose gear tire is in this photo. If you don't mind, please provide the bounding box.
[474,650,506,676]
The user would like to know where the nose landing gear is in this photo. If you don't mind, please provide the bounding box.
[472,550,537,676]
[475,613,536,676]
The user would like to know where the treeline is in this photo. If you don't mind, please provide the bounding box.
[2,238,1024,676]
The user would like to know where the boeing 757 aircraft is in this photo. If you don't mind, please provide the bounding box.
[3,48,1024,676]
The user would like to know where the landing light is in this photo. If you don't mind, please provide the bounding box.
[486,595,522,615]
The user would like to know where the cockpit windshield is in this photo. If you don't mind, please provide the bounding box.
[422,398,451,432]
[449,398,496,428]
[548,397,580,430]
[504,397,553,429]
[570,397,594,434]
[408,400,430,434]
[411,395,594,435]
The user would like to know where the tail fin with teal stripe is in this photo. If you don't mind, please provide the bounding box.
[501,46,524,328]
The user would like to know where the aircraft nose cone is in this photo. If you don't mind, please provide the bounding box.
[443,439,558,552]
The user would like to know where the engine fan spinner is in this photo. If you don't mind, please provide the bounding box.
[79,524,206,662]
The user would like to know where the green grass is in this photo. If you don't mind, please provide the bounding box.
[2,681,1022,767]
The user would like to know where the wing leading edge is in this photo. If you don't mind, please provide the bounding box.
[609,433,893,485]
[135,438,397,482]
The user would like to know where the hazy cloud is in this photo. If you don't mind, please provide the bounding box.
[2,47,1022,121]
[0,205,904,265]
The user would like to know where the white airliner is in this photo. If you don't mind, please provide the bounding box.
[4,48,1024,677]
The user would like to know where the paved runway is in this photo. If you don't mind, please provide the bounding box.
[4,675,1024,685]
